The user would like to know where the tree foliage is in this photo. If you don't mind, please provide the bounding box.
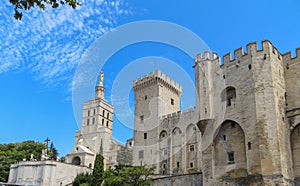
[116,146,133,166]
[9,0,81,20]
[0,141,45,182]
[91,153,104,186]
[48,142,58,160]
[72,173,93,186]
[103,166,155,186]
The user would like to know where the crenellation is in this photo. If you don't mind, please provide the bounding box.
[194,51,218,63]
[246,42,258,55]
[133,70,182,94]
[234,47,244,60]
[223,52,232,66]
[159,107,196,120]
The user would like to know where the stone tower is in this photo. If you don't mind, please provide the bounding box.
[66,72,119,169]
[132,70,182,168]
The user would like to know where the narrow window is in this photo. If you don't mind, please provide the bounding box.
[163,163,166,168]
[189,144,195,152]
[107,112,109,119]
[223,75,226,79]
[92,118,95,125]
[162,170,165,175]
[171,98,174,105]
[140,115,144,122]
[248,64,252,70]
[228,152,235,163]
[93,109,96,115]
[248,142,252,150]
[205,108,207,114]
[102,110,105,116]
[102,119,104,126]
[190,162,194,168]
[87,119,89,125]
[145,95,147,100]
[226,98,232,107]
[88,110,90,116]
[138,150,144,159]
[106,120,109,127]
[144,133,147,139]
[223,135,226,141]
[177,162,180,168]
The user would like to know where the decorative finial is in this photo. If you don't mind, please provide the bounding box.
[99,71,104,86]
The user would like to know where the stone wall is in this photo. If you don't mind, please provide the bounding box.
[8,160,91,186]
[151,173,202,186]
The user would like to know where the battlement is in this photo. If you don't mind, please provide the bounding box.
[222,40,283,66]
[194,51,218,63]
[282,48,300,65]
[159,107,195,120]
[133,70,182,94]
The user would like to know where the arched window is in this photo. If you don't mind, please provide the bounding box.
[159,130,168,140]
[221,87,237,107]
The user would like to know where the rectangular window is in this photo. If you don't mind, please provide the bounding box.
[144,133,147,139]
[107,112,109,119]
[93,109,96,115]
[140,115,144,123]
[228,152,235,163]
[106,120,109,127]
[102,119,104,126]
[226,99,232,107]
[102,110,105,116]
[177,162,180,168]
[189,144,195,152]
[87,119,89,125]
[92,118,95,125]
[190,162,194,168]
[138,150,144,159]
[171,98,174,105]
[88,110,90,116]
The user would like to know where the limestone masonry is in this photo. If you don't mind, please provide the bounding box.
[8,40,300,185]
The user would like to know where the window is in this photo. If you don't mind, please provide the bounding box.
[87,119,89,125]
[223,75,226,79]
[248,64,252,70]
[145,95,147,100]
[144,133,147,139]
[189,144,195,152]
[107,112,109,119]
[223,135,226,141]
[102,110,105,116]
[226,98,232,107]
[163,163,166,168]
[102,119,104,126]
[92,118,95,125]
[93,109,96,115]
[177,162,180,168]
[248,142,252,150]
[140,115,144,123]
[228,152,235,163]
[171,98,174,105]
[106,121,109,127]
[88,110,90,116]
[138,150,144,159]
[190,162,194,168]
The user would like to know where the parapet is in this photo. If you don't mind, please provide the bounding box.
[159,107,195,120]
[194,51,218,63]
[133,70,182,95]
[282,48,300,65]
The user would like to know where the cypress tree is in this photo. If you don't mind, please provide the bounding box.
[91,143,104,186]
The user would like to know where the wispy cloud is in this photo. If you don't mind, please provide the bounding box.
[0,0,130,87]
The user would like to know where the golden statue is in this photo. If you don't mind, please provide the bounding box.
[99,72,104,86]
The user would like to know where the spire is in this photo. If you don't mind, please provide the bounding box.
[96,71,105,99]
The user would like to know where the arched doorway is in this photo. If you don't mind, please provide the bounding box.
[71,156,81,165]
[213,120,247,177]
[291,124,300,180]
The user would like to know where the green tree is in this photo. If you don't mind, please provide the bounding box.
[48,142,58,160]
[72,173,93,186]
[91,144,104,186]
[116,146,133,166]
[103,166,155,186]
[9,0,81,20]
[0,141,45,182]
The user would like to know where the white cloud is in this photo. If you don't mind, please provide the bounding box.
[0,0,130,88]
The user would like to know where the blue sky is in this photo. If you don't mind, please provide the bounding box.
[0,0,299,156]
